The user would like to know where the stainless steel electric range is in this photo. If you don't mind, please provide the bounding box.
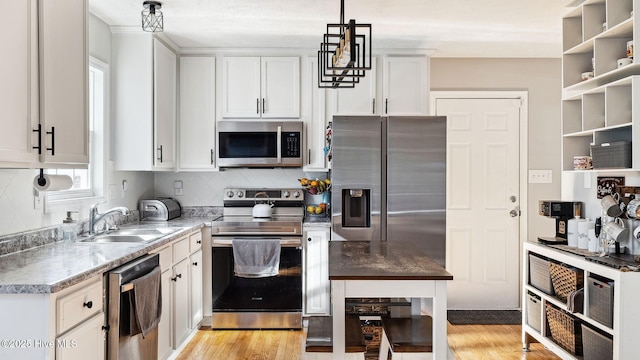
[210,188,304,329]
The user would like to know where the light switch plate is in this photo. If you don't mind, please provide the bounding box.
[529,169,552,183]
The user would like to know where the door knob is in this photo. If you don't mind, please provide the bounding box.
[510,209,519,217]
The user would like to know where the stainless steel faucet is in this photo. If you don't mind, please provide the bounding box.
[89,202,130,234]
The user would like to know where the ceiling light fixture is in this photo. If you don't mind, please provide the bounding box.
[142,1,163,32]
[318,0,372,88]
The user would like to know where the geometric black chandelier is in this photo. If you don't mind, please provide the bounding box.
[142,1,164,32]
[318,0,372,88]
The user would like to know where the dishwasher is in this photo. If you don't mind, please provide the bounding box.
[106,253,160,360]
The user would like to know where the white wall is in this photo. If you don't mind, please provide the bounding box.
[430,58,562,241]
[0,14,153,237]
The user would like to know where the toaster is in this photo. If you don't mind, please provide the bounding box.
[139,198,182,221]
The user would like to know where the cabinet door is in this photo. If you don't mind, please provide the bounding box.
[261,57,300,118]
[304,229,330,315]
[332,57,377,116]
[0,0,38,166]
[189,249,203,329]
[383,56,429,115]
[56,313,105,360]
[222,57,261,118]
[158,269,173,360]
[179,57,216,170]
[172,258,190,348]
[39,0,88,165]
[303,57,328,171]
[154,39,177,170]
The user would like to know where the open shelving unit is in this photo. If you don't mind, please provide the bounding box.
[522,242,640,359]
[561,0,640,172]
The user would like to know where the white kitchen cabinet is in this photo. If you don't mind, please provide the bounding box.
[172,257,190,347]
[179,56,216,170]
[158,266,173,360]
[154,39,177,169]
[0,0,88,168]
[56,313,105,360]
[523,242,640,359]
[382,56,429,115]
[112,33,176,171]
[303,227,330,315]
[331,57,378,116]
[222,56,300,118]
[0,276,104,360]
[303,57,329,171]
[190,249,204,329]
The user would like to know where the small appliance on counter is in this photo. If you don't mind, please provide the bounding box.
[538,200,582,244]
[139,197,182,221]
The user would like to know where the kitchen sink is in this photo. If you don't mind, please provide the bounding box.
[79,227,183,243]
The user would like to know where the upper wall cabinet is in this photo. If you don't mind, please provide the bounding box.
[112,34,176,171]
[382,56,429,115]
[179,56,216,171]
[0,0,88,168]
[222,56,300,118]
[302,57,329,171]
[331,57,378,116]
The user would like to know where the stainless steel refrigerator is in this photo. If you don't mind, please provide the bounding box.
[331,115,447,266]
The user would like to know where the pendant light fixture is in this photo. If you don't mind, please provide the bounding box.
[318,0,372,88]
[142,1,163,32]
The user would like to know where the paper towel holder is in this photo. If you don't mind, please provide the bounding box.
[36,169,47,187]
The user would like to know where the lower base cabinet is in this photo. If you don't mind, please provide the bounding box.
[56,313,105,360]
[303,226,330,316]
[158,268,173,360]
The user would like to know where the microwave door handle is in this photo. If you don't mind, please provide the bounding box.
[277,126,282,163]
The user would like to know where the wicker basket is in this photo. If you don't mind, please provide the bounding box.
[546,303,583,356]
[526,292,542,332]
[549,262,583,302]
[591,141,632,169]
[581,323,613,360]
[588,276,614,328]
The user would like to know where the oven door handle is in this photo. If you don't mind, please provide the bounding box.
[212,237,302,248]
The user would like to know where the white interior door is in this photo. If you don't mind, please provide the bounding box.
[434,94,525,310]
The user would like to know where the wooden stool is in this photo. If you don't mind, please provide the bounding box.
[304,316,367,360]
[378,316,433,360]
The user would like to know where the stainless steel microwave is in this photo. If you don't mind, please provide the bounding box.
[217,120,303,168]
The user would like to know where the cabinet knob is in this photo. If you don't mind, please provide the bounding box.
[193,261,198,266]
[307,237,312,242]
[83,300,93,309]
[197,240,202,244]
[171,273,182,281]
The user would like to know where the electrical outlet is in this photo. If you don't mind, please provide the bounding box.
[33,191,43,210]
[528,170,552,184]
[174,180,183,196]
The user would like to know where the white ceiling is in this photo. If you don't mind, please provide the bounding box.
[89,0,575,57]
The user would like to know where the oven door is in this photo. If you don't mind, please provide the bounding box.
[216,121,303,168]
[211,236,302,329]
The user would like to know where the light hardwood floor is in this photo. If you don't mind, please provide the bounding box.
[176,323,560,360]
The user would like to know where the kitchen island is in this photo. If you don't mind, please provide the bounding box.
[329,240,453,359]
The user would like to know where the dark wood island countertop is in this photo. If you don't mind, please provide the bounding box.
[328,241,453,281]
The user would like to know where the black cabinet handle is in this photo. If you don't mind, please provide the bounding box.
[46,127,55,155]
[32,124,42,154]
[171,273,182,281]
[83,300,93,309]
[197,240,202,244]
[193,261,198,266]
[308,149,311,165]
[210,149,214,165]
[372,98,376,114]
[257,98,260,114]
[157,145,163,162]
[385,99,388,114]
[262,98,266,114]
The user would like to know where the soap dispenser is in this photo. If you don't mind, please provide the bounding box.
[62,211,78,241]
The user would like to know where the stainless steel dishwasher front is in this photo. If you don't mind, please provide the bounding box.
[105,253,160,360]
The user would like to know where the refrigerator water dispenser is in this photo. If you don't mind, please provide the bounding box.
[343,189,370,227]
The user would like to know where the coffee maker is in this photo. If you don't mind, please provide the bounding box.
[538,200,583,244]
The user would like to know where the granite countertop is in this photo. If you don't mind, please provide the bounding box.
[303,215,331,227]
[0,218,209,294]
[329,240,454,280]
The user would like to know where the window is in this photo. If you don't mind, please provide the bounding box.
[46,57,107,207]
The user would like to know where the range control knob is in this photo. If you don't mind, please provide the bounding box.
[226,191,234,198]
[236,191,244,198]
[292,191,301,198]
[283,191,290,198]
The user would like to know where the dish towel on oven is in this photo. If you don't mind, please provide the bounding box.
[232,238,281,277]
[128,265,162,338]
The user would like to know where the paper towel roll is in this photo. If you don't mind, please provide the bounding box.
[33,174,73,192]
